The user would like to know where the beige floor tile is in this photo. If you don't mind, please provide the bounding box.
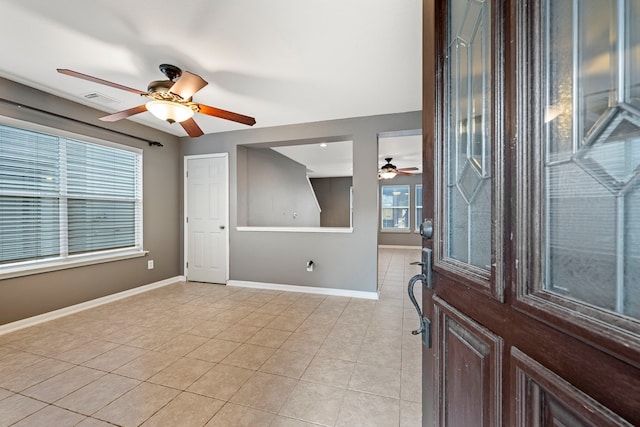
[83,345,148,372]
[0,357,74,392]
[187,338,241,362]
[295,319,334,338]
[401,368,422,403]
[0,389,12,401]
[127,331,177,350]
[205,402,274,427]
[56,373,140,415]
[213,309,252,324]
[114,351,177,381]
[316,337,362,362]
[400,400,422,427]
[221,343,275,370]
[188,363,254,401]
[254,303,291,316]
[279,380,346,426]
[265,315,306,332]
[154,334,209,357]
[141,392,224,427]
[102,324,152,344]
[12,404,86,426]
[302,356,355,388]
[0,394,47,426]
[247,328,292,348]
[0,349,44,372]
[238,313,277,328]
[280,332,325,355]
[349,362,401,399]
[75,417,114,427]
[93,382,179,426]
[22,365,105,403]
[270,416,320,427]
[148,357,214,390]
[358,340,403,370]
[335,390,400,427]
[260,349,313,379]
[229,371,297,413]
[187,320,230,338]
[53,339,119,364]
[215,324,261,343]
[16,330,89,357]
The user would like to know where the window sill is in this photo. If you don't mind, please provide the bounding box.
[236,226,353,233]
[380,229,412,233]
[0,249,149,280]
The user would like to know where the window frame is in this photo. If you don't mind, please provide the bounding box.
[415,184,423,232]
[0,116,146,280]
[380,184,411,232]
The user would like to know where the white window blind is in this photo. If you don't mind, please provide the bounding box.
[0,124,142,267]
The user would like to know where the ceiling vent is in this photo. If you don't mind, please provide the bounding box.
[82,92,119,104]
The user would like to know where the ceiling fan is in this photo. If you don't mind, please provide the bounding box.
[378,157,419,179]
[57,64,256,138]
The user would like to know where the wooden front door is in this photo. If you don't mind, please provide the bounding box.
[417,0,640,425]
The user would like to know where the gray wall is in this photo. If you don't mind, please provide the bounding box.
[310,177,353,227]
[378,173,423,247]
[180,111,421,293]
[241,147,320,227]
[0,78,181,326]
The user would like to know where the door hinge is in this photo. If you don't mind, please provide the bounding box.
[186,262,188,268]
[186,217,188,223]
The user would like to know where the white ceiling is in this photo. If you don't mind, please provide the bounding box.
[0,0,422,137]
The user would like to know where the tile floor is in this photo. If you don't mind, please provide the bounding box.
[0,247,423,427]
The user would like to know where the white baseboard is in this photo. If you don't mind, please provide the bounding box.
[227,280,379,300]
[378,245,421,249]
[0,276,185,336]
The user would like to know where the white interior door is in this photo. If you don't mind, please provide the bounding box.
[185,154,228,283]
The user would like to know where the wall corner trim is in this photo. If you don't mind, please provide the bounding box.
[227,280,379,300]
[0,276,186,336]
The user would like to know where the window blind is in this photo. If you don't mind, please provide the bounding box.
[0,124,142,267]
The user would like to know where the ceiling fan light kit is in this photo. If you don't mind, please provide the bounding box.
[57,64,256,137]
[379,170,398,179]
[145,100,194,123]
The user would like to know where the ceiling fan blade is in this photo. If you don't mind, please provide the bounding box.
[180,118,204,137]
[57,69,147,95]
[396,170,415,176]
[397,167,419,171]
[198,104,256,126]
[99,105,148,122]
[169,71,208,100]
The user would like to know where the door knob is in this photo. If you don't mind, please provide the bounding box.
[219,225,225,230]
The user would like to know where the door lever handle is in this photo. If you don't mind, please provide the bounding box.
[408,274,432,348]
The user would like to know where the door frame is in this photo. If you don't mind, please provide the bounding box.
[183,153,230,283]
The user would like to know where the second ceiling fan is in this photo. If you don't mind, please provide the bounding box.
[378,157,419,180]
[58,64,256,137]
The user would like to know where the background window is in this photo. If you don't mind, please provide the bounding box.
[0,124,142,268]
[381,185,410,230]
[415,184,423,230]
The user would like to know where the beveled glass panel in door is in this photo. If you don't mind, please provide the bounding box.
[444,0,492,270]
[542,0,640,319]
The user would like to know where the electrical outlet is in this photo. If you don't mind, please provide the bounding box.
[147,260,154,270]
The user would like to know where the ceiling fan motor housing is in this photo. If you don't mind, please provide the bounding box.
[158,64,182,82]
